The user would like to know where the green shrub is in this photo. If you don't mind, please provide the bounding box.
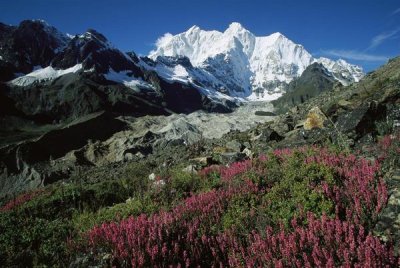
[260,153,335,229]
[221,193,259,234]
[72,195,158,233]
[0,210,73,267]
[376,118,394,136]
[170,168,201,196]
[0,165,154,267]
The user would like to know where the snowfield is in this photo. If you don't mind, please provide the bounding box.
[10,64,83,87]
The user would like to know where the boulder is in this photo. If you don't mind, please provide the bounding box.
[220,152,246,164]
[254,111,276,116]
[243,142,251,149]
[260,128,284,142]
[242,148,253,158]
[190,156,212,166]
[304,107,328,130]
[225,140,243,152]
[336,102,386,137]
[337,99,353,109]
[270,115,294,136]
[148,173,156,181]
[182,164,197,175]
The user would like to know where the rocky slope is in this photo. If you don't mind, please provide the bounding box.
[0,102,276,196]
[150,22,364,99]
[1,55,399,198]
[266,56,400,150]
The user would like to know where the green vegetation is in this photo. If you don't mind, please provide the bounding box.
[0,138,397,266]
[0,161,223,266]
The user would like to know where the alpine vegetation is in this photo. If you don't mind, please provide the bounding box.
[0,6,399,267]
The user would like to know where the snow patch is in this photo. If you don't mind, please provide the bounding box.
[104,69,155,91]
[246,91,283,101]
[10,64,82,87]
[154,64,190,84]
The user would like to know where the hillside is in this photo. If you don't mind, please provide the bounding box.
[272,62,338,111]
[0,50,399,266]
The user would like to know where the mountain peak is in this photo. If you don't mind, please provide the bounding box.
[266,32,292,45]
[269,32,284,39]
[226,22,247,33]
[0,19,69,76]
[187,25,200,33]
[20,19,49,27]
[150,24,364,99]
[80,29,108,43]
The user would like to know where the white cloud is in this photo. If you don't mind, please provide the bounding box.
[392,8,400,16]
[148,33,174,56]
[367,28,400,50]
[155,33,173,48]
[321,50,389,62]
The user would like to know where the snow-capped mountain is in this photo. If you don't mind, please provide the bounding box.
[317,57,364,85]
[2,20,235,120]
[1,19,364,115]
[149,22,364,100]
[10,28,147,88]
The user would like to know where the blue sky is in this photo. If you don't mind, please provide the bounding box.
[1,0,399,71]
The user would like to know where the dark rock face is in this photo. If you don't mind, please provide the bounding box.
[3,73,173,123]
[201,97,236,113]
[0,61,17,81]
[0,112,124,170]
[0,20,68,78]
[0,84,23,117]
[157,80,203,113]
[0,112,127,195]
[273,63,336,111]
[156,55,194,69]
[51,30,142,76]
[126,51,140,64]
